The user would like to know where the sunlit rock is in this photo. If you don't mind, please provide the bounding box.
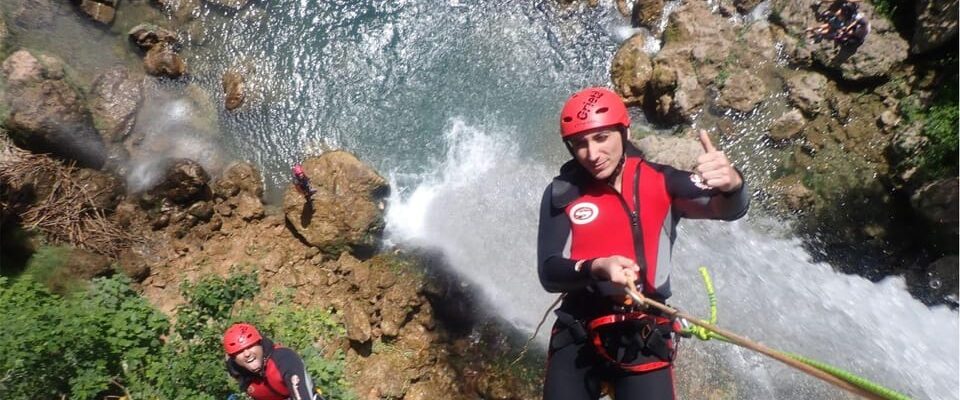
[785,71,828,116]
[1,49,106,168]
[610,34,652,106]
[767,109,806,141]
[213,161,263,199]
[222,69,245,111]
[144,44,187,78]
[90,67,143,144]
[717,70,766,113]
[631,0,664,31]
[128,23,179,51]
[146,158,211,205]
[283,151,389,255]
[633,133,703,171]
[77,0,116,25]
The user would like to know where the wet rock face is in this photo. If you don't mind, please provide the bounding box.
[631,0,664,31]
[147,158,211,205]
[610,34,652,106]
[128,24,179,51]
[222,70,245,111]
[90,67,143,144]
[144,45,187,78]
[128,24,187,78]
[717,71,766,113]
[911,178,959,236]
[633,134,703,172]
[785,71,828,116]
[733,0,762,14]
[76,0,117,24]
[1,50,106,168]
[213,161,263,199]
[283,151,389,255]
[646,1,735,123]
[912,0,959,54]
[768,109,806,141]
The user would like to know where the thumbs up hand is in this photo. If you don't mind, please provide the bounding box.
[695,130,743,193]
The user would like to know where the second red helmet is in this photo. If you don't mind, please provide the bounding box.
[223,323,262,355]
[559,87,630,139]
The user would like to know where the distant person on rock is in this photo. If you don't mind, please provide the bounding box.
[224,323,325,400]
[536,87,749,399]
[806,0,866,46]
[292,164,317,199]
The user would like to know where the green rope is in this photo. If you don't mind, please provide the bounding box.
[680,267,912,400]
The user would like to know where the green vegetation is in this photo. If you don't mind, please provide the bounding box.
[23,245,86,294]
[870,0,898,20]
[0,269,354,399]
[900,75,959,182]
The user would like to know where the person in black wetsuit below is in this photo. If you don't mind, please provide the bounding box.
[536,87,750,399]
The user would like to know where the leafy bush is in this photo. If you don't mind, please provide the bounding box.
[0,269,354,399]
[900,75,959,181]
[0,275,169,399]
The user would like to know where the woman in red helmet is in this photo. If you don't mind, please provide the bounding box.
[537,87,749,399]
[223,323,323,400]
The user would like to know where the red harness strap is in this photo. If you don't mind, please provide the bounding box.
[587,312,676,373]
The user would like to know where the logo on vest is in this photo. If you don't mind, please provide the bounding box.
[569,202,599,225]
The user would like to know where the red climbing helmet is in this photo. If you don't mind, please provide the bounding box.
[292,164,305,177]
[559,87,630,139]
[223,323,262,356]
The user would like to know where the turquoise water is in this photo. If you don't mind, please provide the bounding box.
[183,0,628,193]
[5,0,957,398]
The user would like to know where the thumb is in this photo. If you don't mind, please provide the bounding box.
[699,130,717,154]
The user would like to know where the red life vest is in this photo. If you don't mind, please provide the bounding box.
[246,345,291,400]
[563,156,671,295]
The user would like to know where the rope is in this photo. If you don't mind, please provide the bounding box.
[511,294,565,366]
[655,267,911,400]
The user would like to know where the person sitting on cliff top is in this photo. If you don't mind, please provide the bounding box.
[805,1,864,45]
[292,164,317,199]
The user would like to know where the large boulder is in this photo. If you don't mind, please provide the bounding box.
[912,0,959,54]
[146,158,211,205]
[144,45,187,78]
[610,34,652,106]
[911,178,959,236]
[767,109,806,141]
[717,70,766,113]
[648,1,736,123]
[213,161,263,199]
[76,0,116,24]
[222,70,245,111]
[632,0,664,31]
[283,151,389,255]
[90,67,143,144]
[633,133,703,171]
[1,50,106,168]
[785,71,829,116]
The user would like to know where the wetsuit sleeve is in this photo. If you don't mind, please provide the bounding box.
[660,165,750,220]
[273,349,323,400]
[537,183,592,292]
